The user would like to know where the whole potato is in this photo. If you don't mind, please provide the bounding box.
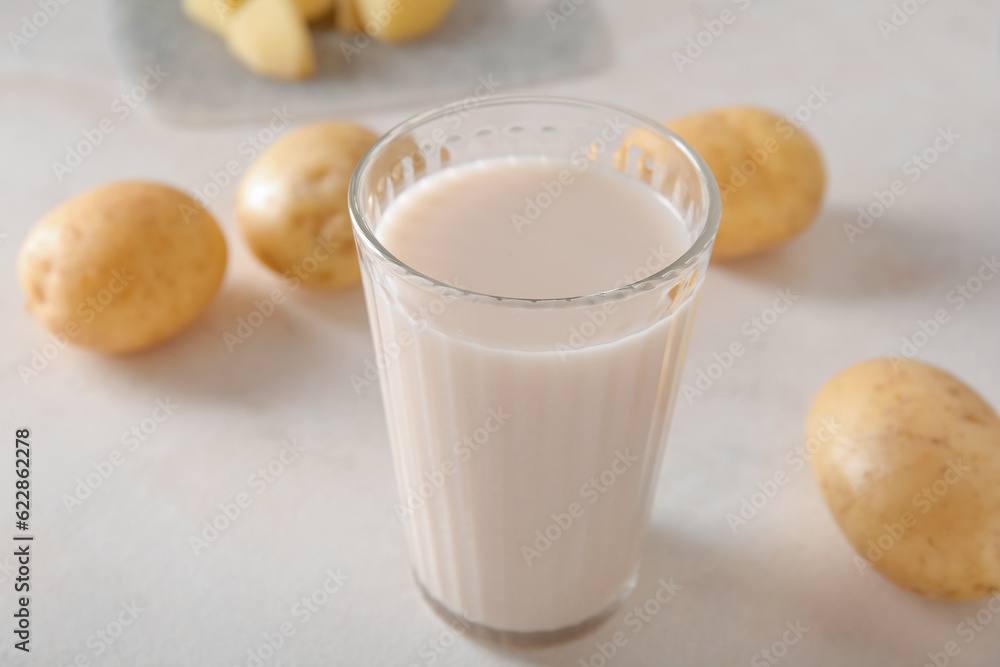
[665,106,825,260]
[809,358,1000,599]
[236,121,378,289]
[17,182,227,353]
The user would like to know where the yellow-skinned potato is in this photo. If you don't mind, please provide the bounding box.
[16,182,227,354]
[666,106,825,261]
[334,0,362,32]
[809,359,1000,599]
[183,0,329,35]
[306,0,339,28]
[355,0,456,42]
[236,121,378,289]
[226,0,315,80]
[182,0,245,35]
[293,0,336,20]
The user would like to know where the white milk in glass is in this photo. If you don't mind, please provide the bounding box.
[371,157,695,633]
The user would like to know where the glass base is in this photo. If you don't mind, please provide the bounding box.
[414,572,636,647]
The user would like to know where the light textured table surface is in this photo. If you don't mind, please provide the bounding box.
[2,1,1000,665]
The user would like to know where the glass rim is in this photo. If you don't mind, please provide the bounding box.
[348,94,722,306]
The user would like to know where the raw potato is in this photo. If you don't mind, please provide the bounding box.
[226,0,316,80]
[354,0,456,42]
[307,0,339,29]
[16,182,227,354]
[236,121,379,289]
[809,359,1000,599]
[183,0,245,35]
[293,0,336,21]
[334,0,362,32]
[666,106,825,261]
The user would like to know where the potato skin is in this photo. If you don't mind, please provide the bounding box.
[294,0,335,21]
[355,0,457,42]
[809,359,1000,599]
[666,106,825,261]
[236,121,378,289]
[16,182,227,353]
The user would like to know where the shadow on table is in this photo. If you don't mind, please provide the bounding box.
[466,517,973,666]
[716,206,997,301]
[86,280,371,405]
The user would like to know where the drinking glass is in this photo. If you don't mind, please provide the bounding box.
[349,95,721,643]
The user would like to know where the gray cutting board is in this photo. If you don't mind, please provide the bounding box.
[107,0,611,125]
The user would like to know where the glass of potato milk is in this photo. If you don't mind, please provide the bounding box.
[349,96,720,642]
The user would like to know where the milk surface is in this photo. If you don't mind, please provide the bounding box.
[378,157,690,299]
[371,157,695,632]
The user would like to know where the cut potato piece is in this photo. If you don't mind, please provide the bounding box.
[182,0,245,35]
[307,1,338,28]
[355,0,456,42]
[293,0,336,21]
[226,0,316,80]
[335,0,362,32]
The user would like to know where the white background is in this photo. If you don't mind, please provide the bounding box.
[2,1,999,665]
